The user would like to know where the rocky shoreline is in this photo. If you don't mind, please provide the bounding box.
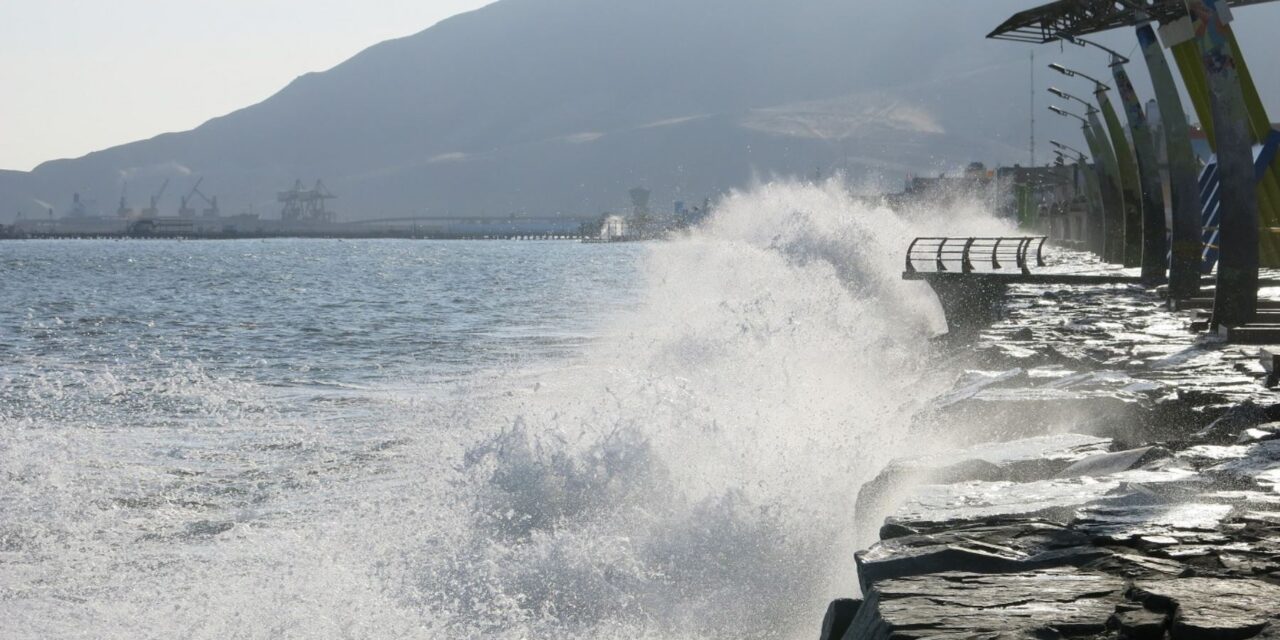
[823,253,1280,639]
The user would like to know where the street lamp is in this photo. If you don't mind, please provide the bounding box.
[1048,63,1112,91]
[1063,36,1130,66]
[1050,139,1086,157]
[1048,105,1090,126]
[1048,87,1098,114]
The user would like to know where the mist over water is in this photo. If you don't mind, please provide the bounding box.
[1,180,1011,638]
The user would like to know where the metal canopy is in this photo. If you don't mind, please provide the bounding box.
[988,0,1277,43]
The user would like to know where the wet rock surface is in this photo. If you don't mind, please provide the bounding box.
[846,568,1126,639]
[1130,578,1280,639]
[825,253,1280,639]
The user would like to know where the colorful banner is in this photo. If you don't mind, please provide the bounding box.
[1167,6,1280,268]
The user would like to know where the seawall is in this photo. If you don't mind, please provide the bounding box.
[822,250,1280,639]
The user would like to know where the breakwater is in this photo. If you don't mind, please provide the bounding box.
[823,249,1280,639]
[0,229,587,241]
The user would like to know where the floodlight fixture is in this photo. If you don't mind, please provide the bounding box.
[1048,87,1099,113]
[1048,63,1112,91]
[1049,139,1086,156]
[1048,105,1090,127]
[1063,35,1130,65]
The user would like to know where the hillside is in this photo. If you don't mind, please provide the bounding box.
[5,0,1103,220]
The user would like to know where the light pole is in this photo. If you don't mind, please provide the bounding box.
[1050,146,1093,243]
[1050,140,1085,158]
[1048,63,1110,92]
[1051,62,1141,266]
[1050,105,1121,259]
[1187,0,1259,327]
[1048,88,1096,116]
[1063,36,1128,65]
[1066,36,1167,284]
[1050,140,1101,244]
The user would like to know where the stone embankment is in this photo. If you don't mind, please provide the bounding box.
[824,256,1280,639]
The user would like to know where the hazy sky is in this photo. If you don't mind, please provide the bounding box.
[0,1,493,171]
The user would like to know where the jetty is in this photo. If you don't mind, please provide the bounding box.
[821,1,1280,638]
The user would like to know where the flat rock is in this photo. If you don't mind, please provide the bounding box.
[1130,577,1280,639]
[875,434,1111,482]
[1073,501,1233,544]
[843,568,1125,639]
[891,468,1202,531]
[888,477,1122,528]
[1204,440,1280,489]
[855,434,1112,540]
[932,369,1030,409]
[1057,446,1170,478]
[1196,402,1280,444]
[1240,423,1280,443]
[854,520,1102,592]
[1111,605,1170,640]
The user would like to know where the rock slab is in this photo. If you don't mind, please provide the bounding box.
[841,568,1124,640]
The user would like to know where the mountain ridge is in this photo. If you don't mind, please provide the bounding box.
[8,0,1236,221]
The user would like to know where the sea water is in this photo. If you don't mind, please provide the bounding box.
[0,180,1011,638]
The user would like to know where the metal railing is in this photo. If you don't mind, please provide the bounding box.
[905,236,1047,275]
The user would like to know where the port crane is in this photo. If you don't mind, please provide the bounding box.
[116,183,135,218]
[178,178,220,217]
[140,179,169,218]
[278,179,337,222]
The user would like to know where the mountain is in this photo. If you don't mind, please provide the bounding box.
[1,0,1224,221]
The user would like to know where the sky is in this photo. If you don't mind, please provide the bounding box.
[0,0,493,171]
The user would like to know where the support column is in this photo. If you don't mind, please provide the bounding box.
[1111,61,1167,284]
[1139,21,1201,299]
[1096,89,1145,268]
[1187,0,1258,326]
[1086,110,1127,262]
[1077,153,1105,250]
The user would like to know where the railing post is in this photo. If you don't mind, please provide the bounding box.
[1015,238,1032,275]
[906,238,921,273]
[1035,237,1047,267]
[961,238,976,274]
[936,238,948,272]
[992,237,1003,269]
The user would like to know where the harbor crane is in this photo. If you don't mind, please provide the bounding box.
[278,179,337,222]
[140,179,169,218]
[178,178,220,217]
[116,183,134,218]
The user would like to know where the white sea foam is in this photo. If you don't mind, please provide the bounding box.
[1,178,1012,638]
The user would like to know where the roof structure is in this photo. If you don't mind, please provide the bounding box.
[988,0,1278,43]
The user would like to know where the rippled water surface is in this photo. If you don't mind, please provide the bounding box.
[2,183,1010,639]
